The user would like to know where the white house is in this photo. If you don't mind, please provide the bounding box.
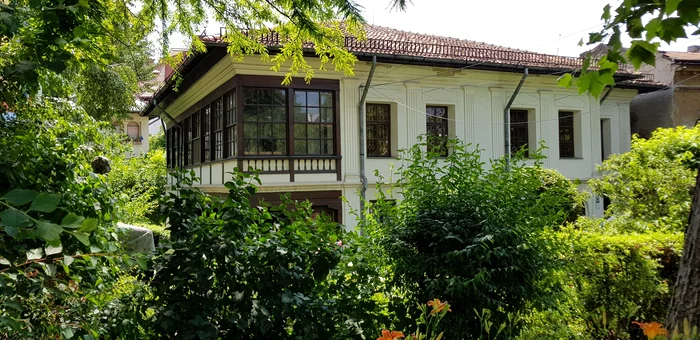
[114,113,151,158]
[141,25,657,229]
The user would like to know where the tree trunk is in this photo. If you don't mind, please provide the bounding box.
[667,167,700,330]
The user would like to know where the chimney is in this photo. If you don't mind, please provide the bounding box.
[688,45,700,53]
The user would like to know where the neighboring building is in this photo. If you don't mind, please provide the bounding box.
[141,25,656,229]
[629,46,700,138]
[114,113,151,158]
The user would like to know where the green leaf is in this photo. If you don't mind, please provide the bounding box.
[665,0,682,15]
[627,40,658,69]
[61,213,84,229]
[0,209,30,229]
[557,73,574,88]
[36,221,63,242]
[0,316,21,331]
[29,193,61,213]
[74,25,86,38]
[68,231,90,246]
[0,257,10,265]
[601,4,612,20]
[659,18,688,43]
[79,218,98,232]
[62,327,74,339]
[63,255,74,266]
[26,248,43,260]
[2,189,38,206]
[3,301,22,312]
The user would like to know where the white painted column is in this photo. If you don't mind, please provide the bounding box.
[538,90,555,167]
[589,95,602,176]
[405,83,423,150]
[490,87,506,160]
[341,79,360,182]
[618,103,631,153]
[462,86,476,147]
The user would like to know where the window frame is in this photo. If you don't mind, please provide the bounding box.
[509,109,530,157]
[166,75,340,167]
[366,103,392,158]
[558,111,576,158]
[293,90,336,156]
[426,105,449,156]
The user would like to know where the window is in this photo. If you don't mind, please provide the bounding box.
[173,127,180,167]
[294,90,334,155]
[127,122,140,141]
[243,88,287,155]
[426,106,448,156]
[509,109,529,157]
[213,99,223,160]
[202,106,211,161]
[366,103,391,157]
[224,90,236,158]
[559,111,575,158]
[166,129,172,168]
[184,117,192,165]
[192,112,201,164]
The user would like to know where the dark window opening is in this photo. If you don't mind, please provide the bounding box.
[294,90,334,155]
[559,111,575,158]
[202,106,211,161]
[243,88,287,155]
[426,106,448,156]
[213,99,223,160]
[510,109,529,157]
[367,103,391,157]
[225,90,236,158]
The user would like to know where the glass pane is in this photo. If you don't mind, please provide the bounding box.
[308,124,319,138]
[244,89,257,104]
[244,106,257,122]
[307,92,319,106]
[244,139,258,154]
[321,124,333,138]
[261,107,272,122]
[294,107,306,122]
[294,91,306,106]
[295,140,307,154]
[322,140,334,154]
[308,108,320,122]
[260,138,277,153]
[261,124,272,137]
[273,90,286,105]
[320,92,332,107]
[273,123,286,138]
[244,123,258,138]
[272,107,286,122]
[321,108,333,122]
[259,89,272,104]
[275,140,286,154]
[367,124,376,139]
[308,140,320,154]
[294,124,306,138]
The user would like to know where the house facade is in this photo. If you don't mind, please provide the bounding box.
[629,46,700,138]
[142,25,654,229]
[114,113,151,158]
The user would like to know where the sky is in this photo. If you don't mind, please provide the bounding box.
[163,0,700,57]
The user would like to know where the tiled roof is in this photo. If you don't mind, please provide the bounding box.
[664,51,700,62]
[200,25,638,74]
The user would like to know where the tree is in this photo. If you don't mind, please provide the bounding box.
[577,0,700,329]
[0,0,404,106]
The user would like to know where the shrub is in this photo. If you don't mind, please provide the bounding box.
[108,149,167,224]
[590,126,700,232]
[368,140,587,338]
[554,223,683,340]
[145,171,352,339]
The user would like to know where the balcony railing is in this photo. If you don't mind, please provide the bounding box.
[237,155,341,182]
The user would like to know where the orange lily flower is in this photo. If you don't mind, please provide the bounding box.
[377,330,405,340]
[427,299,452,315]
[632,321,669,339]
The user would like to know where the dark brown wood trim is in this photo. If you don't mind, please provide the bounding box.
[236,83,244,172]
[236,75,340,90]
[333,89,341,181]
[287,88,296,182]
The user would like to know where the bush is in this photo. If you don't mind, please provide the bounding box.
[590,126,700,232]
[109,149,167,224]
[144,171,354,339]
[367,140,587,338]
[559,222,683,339]
[0,101,139,338]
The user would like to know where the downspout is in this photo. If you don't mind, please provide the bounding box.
[503,68,529,170]
[359,56,377,231]
[600,86,613,104]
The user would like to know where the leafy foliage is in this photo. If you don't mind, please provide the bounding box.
[145,170,353,339]
[109,149,167,225]
[0,101,143,338]
[590,126,700,232]
[366,139,587,338]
